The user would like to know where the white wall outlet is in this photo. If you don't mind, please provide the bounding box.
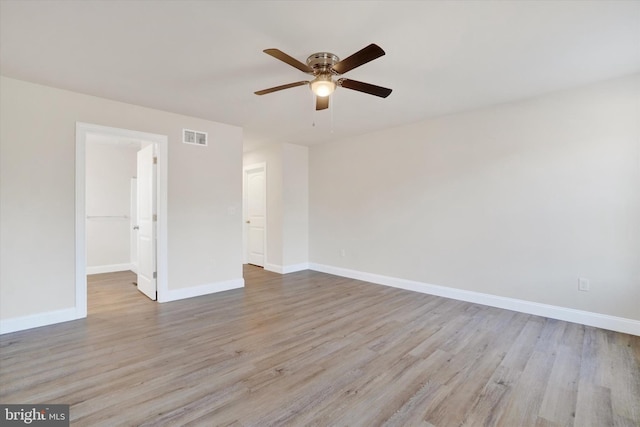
[340,248,346,258]
[578,277,590,292]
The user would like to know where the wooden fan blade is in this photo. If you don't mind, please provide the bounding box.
[255,81,308,95]
[316,96,329,110]
[339,79,392,98]
[332,44,385,74]
[264,49,313,73]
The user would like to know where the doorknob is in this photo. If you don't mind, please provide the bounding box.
[133,225,139,230]
[245,220,250,224]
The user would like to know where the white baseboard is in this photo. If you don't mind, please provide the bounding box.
[309,263,640,336]
[0,307,83,335]
[263,263,282,273]
[264,263,309,274]
[159,278,244,303]
[283,263,310,274]
[87,263,133,275]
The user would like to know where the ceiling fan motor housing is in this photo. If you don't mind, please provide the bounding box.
[307,52,340,75]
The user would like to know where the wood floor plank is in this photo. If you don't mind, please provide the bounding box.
[574,382,614,427]
[1,266,639,426]
[460,365,524,427]
[537,344,581,425]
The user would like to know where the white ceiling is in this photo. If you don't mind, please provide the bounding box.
[1,1,639,151]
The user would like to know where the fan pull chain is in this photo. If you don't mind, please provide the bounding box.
[330,93,334,133]
[311,90,316,127]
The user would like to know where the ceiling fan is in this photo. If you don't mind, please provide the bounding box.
[254,43,392,111]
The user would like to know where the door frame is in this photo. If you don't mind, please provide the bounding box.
[243,162,267,265]
[75,122,168,316]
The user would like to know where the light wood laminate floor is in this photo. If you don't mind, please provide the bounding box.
[1,266,639,426]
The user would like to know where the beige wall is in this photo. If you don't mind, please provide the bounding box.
[282,143,309,268]
[0,76,243,321]
[310,74,640,321]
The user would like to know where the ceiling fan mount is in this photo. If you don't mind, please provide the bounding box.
[306,52,340,75]
[255,44,392,111]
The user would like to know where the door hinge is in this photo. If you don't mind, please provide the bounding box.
[153,271,157,279]
[153,214,157,222]
[153,157,157,165]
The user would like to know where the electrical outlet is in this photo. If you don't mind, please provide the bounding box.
[578,277,590,292]
[340,248,346,258]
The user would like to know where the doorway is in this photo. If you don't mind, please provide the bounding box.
[75,123,168,317]
[85,136,140,276]
[243,163,266,267]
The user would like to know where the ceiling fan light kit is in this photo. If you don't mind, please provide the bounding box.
[255,44,392,111]
[310,75,335,97]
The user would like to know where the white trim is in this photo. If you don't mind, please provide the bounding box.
[159,278,244,303]
[86,263,134,275]
[264,263,282,274]
[309,263,640,336]
[264,263,309,274]
[0,308,81,335]
[75,127,87,318]
[282,263,310,274]
[76,122,169,313]
[156,137,169,301]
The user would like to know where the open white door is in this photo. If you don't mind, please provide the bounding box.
[130,177,138,274]
[244,164,266,267]
[136,145,156,300]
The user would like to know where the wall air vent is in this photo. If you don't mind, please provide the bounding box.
[183,129,208,146]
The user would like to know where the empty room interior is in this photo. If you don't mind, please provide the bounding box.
[0,1,639,426]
